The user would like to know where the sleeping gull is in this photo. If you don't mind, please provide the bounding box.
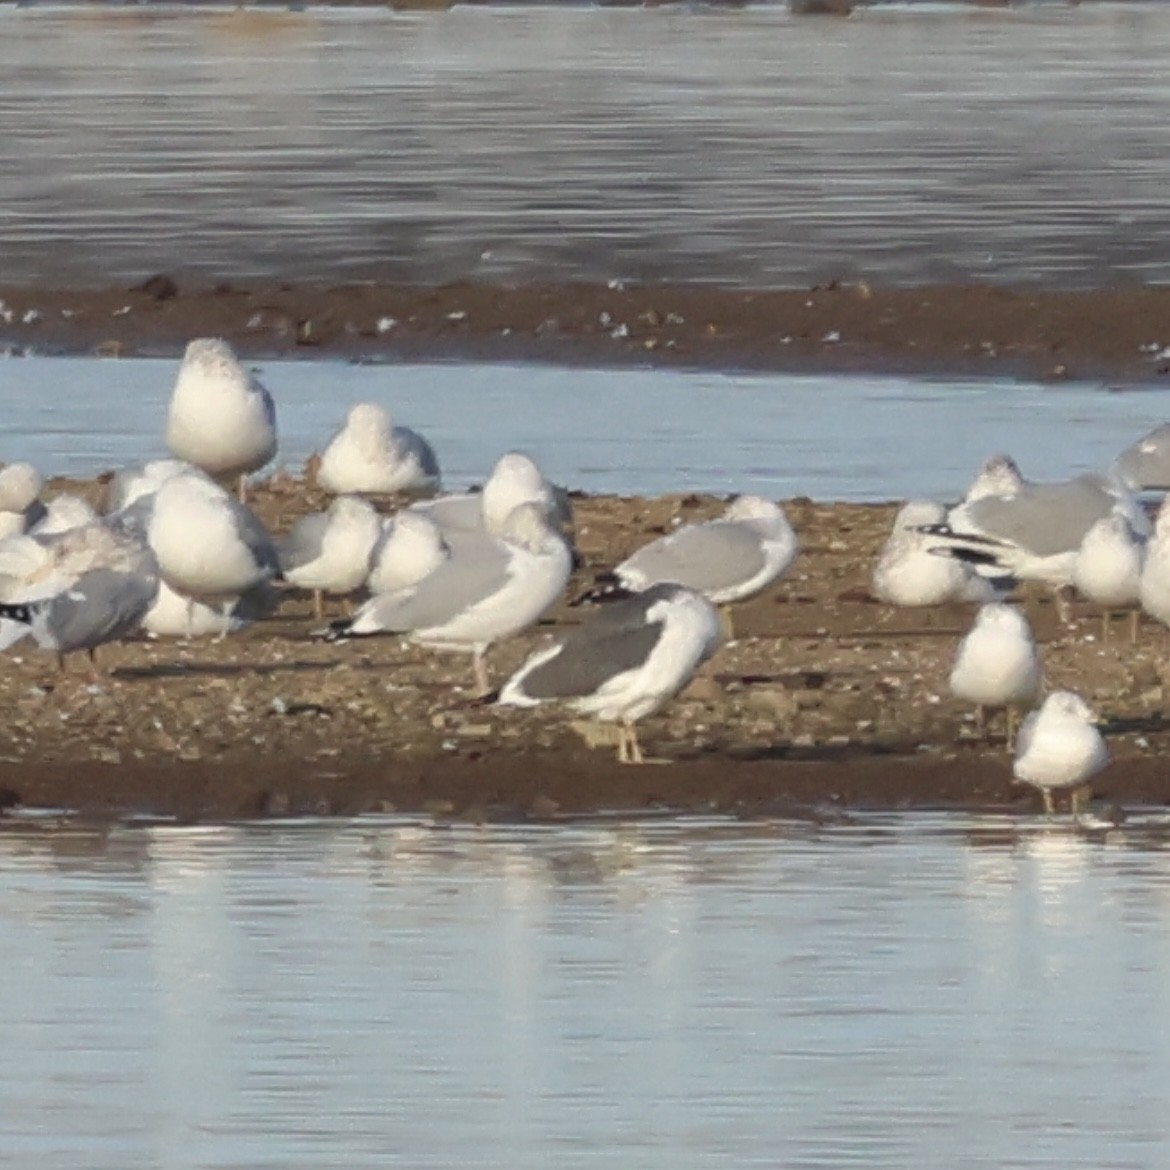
[0,462,46,540]
[278,495,382,619]
[146,473,282,632]
[165,338,278,501]
[576,495,798,635]
[920,472,1148,622]
[366,511,450,596]
[1113,423,1170,492]
[142,578,276,639]
[0,521,159,671]
[317,403,440,496]
[949,603,1042,747]
[325,501,573,695]
[872,500,1010,608]
[1013,690,1108,816]
[494,582,723,764]
[1072,510,1145,642]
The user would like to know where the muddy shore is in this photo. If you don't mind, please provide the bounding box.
[2,474,1169,823]
[5,280,1170,380]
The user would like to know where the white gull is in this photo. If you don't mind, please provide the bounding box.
[317,402,440,496]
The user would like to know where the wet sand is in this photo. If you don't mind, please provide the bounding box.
[2,472,1168,823]
[4,280,1170,380]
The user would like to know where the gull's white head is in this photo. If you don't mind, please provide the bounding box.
[0,462,44,513]
[108,458,203,512]
[966,454,1024,502]
[723,495,784,523]
[1040,690,1097,725]
[973,601,1032,639]
[346,402,392,438]
[892,499,946,533]
[34,494,98,536]
[482,452,554,531]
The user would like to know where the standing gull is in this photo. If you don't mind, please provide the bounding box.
[872,500,1009,608]
[577,495,798,635]
[1072,510,1145,642]
[317,402,440,496]
[279,495,382,619]
[920,472,1148,622]
[166,338,277,501]
[949,603,1043,746]
[495,583,723,764]
[1138,495,1170,630]
[1013,691,1109,816]
[325,501,573,695]
[146,473,282,632]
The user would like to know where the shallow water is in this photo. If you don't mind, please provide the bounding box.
[2,355,1169,499]
[3,814,1170,1168]
[4,4,1170,287]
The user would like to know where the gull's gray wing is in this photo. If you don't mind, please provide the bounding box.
[1114,423,1170,492]
[515,591,669,700]
[35,568,159,653]
[396,426,441,481]
[620,520,766,594]
[411,493,483,534]
[228,499,282,578]
[279,511,330,573]
[966,477,1112,557]
[358,542,513,633]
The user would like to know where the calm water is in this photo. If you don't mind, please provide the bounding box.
[2,355,1169,499]
[3,4,1170,287]
[3,814,1170,1168]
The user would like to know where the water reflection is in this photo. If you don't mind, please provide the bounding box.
[3,5,1170,287]
[4,817,1170,1167]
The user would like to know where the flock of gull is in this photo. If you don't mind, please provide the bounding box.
[0,336,1168,808]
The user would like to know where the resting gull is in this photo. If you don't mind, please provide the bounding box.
[494,582,723,764]
[279,495,382,619]
[1072,510,1145,642]
[1013,690,1108,816]
[949,603,1042,747]
[317,402,440,496]
[325,501,572,694]
[920,471,1148,621]
[0,521,159,671]
[963,453,1025,502]
[366,511,450,596]
[872,500,1010,608]
[166,338,277,501]
[1138,495,1170,630]
[146,473,282,631]
[576,495,797,635]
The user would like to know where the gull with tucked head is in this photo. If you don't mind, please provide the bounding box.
[1013,690,1108,816]
[317,402,440,496]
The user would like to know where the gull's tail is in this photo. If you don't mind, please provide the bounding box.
[570,572,637,608]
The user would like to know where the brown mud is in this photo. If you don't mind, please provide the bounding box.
[4,280,1170,380]
[2,477,1168,823]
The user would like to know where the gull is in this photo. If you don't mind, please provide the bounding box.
[1013,691,1109,816]
[165,338,277,501]
[325,501,573,695]
[1113,423,1170,492]
[146,473,282,633]
[1072,510,1145,642]
[575,495,798,636]
[494,583,723,764]
[949,603,1043,746]
[1138,495,1170,631]
[317,402,440,496]
[410,451,574,547]
[0,520,159,672]
[920,471,1148,622]
[278,495,382,619]
[872,500,1010,607]
[0,462,46,540]
[366,511,450,596]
